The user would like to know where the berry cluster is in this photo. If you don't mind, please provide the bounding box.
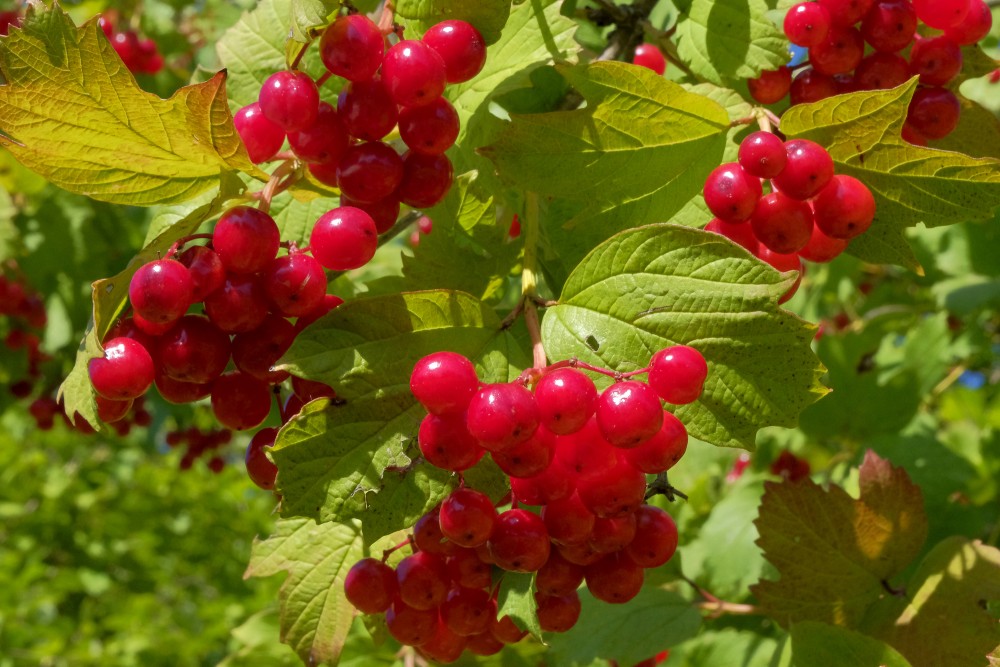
[165,426,233,472]
[749,0,992,143]
[99,14,164,75]
[342,347,709,659]
[1,265,49,400]
[234,14,488,230]
[704,131,876,302]
[0,10,20,36]
[631,43,667,75]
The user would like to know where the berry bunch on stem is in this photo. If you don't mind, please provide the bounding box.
[99,12,164,75]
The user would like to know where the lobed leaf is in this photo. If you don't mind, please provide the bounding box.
[495,571,542,640]
[395,0,512,45]
[790,622,913,667]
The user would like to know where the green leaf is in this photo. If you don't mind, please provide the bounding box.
[780,80,1000,269]
[931,95,1000,160]
[675,0,789,85]
[289,0,338,42]
[546,587,701,665]
[0,5,260,206]
[495,572,542,640]
[245,518,364,667]
[359,462,454,547]
[752,451,929,629]
[395,0,512,44]
[871,537,1000,667]
[541,224,827,449]
[670,629,781,667]
[791,622,913,667]
[482,62,730,268]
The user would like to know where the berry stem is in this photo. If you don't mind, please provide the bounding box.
[253,160,298,214]
[381,536,414,563]
[522,193,547,370]
[644,471,689,502]
[164,233,215,259]
[681,575,762,618]
[377,0,397,37]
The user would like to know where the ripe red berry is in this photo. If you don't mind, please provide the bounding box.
[309,206,379,271]
[466,383,539,451]
[536,550,586,597]
[487,509,551,573]
[419,412,484,471]
[203,275,269,333]
[413,510,457,556]
[411,351,479,415]
[287,102,349,164]
[421,621,467,662]
[509,462,575,506]
[944,0,992,45]
[758,248,804,303]
[439,488,497,548]
[596,381,663,448]
[625,505,679,568]
[585,552,644,604]
[625,411,689,473]
[212,206,280,275]
[576,459,647,518]
[810,26,864,76]
[337,78,399,141]
[913,0,969,29]
[155,372,211,404]
[819,0,875,25]
[177,245,225,302]
[291,375,336,402]
[738,131,787,179]
[490,614,527,644]
[421,20,487,84]
[320,14,384,81]
[344,557,398,613]
[258,70,320,133]
[96,395,132,423]
[554,417,618,480]
[705,218,761,255]
[855,52,910,90]
[812,175,876,240]
[89,337,155,400]
[336,141,405,204]
[541,492,596,546]
[294,293,344,332]
[703,163,762,223]
[534,368,598,435]
[340,195,401,235]
[382,40,447,107]
[440,587,494,636]
[157,315,231,384]
[397,151,454,209]
[798,220,849,262]
[492,426,558,478]
[386,599,437,646]
[396,551,451,610]
[784,3,831,47]
[232,314,296,383]
[589,513,638,554]
[264,252,327,317]
[535,591,582,632]
[909,36,963,87]
[399,98,461,155]
[906,87,960,140]
[466,631,504,656]
[751,192,815,254]
[648,345,709,406]
[447,547,492,589]
[557,541,605,567]
[772,139,835,200]
[861,0,918,53]
[632,43,666,74]
[211,371,272,431]
[234,103,285,163]
[129,259,193,325]
[747,67,792,104]
[790,68,840,105]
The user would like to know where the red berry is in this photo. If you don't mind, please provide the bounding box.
[129,259,193,325]
[287,102,349,164]
[632,43,666,74]
[810,26,864,76]
[585,552,644,604]
[419,413,484,472]
[344,557,398,613]
[772,139,834,200]
[264,252,327,317]
[337,78,399,141]
[812,175,876,240]
[625,411,689,473]
[340,195,401,234]
[203,275,269,334]
[112,31,141,70]
[790,68,840,105]
[420,622,467,663]
[751,192,815,254]
[748,67,792,104]
[784,3,831,47]
[648,345,708,406]
[913,0,969,29]
[96,395,132,423]
[422,20,487,84]
[336,141,405,204]
[492,426,558,478]
[490,614,527,644]
[386,599,437,646]
[440,587,494,636]
[439,488,497,548]
[536,550,586,597]
[798,219,849,262]
[625,505,679,568]
[89,337,155,400]
[909,36,963,87]
[396,551,450,610]
[757,248,804,303]
[382,40,447,107]
[212,206,280,275]
[466,383,539,451]
[705,218,761,255]
[554,417,618,480]
[558,541,605,567]
[258,70,319,133]
[177,245,225,303]
[157,315,231,384]
[534,368,597,436]
[576,459,647,518]
[309,206,379,271]
[541,492,596,546]
[855,52,910,90]
[906,87,960,140]
[291,375,336,402]
[589,513,637,554]
[410,351,479,415]
[738,131,787,179]
[399,97,460,155]
[509,463,575,506]
[234,103,285,163]
[861,0,918,53]
[447,547,492,589]
[487,509,551,573]
[535,591,581,632]
[294,293,344,332]
[154,372,211,404]
[211,371,272,430]
[232,314,296,383]
[397,151,454,209]
[818,0,875,26]
[596,381,663,448]
[944,0,992,45]
[466,631,504,656]
[320,14,385,82]
[703,163,762,223]
[413,510,457,556]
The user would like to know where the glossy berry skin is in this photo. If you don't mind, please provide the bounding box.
[337,79,398,141]
[810,26,864,76]
[155,372,211,404]
[944,0,992,45]
[413,511,456,556]
[466,631,504,656]
[861,0,918,53]
[96,396,132,423]
[439,488,497,548]
[510,463,575,505]
[336,141,405,203]
[632,43,666,74]
[440,587,494,637]
[291,376,336,402]
[589,513,637,554]
[798,220,849,262]
[820,0,875,25]
[784,2,831,47]
[554,418,618,480]
[213,206,280,275]
[705,218,760,255]
[177,246,225,302]
[340,195,401,234]
[418,412,484,472]
[585,552,644,604]
[133,312,175,335]
[320,14,385,82]
[203,275,269,334]
[382,40,447,107]
[466,383,539,451]
[264,252,327,317]
[488,509,551,573]
[536,551,585,597]
[399,98,460,155]
[738,131,787,179]
[245,427,279,490]
[309,206,379,271]
[385,599,437,647]
[421,622,467,663]
[129,259,193,325]
[751,192,815,254]
[790,68,840,105]
[258,70,319,132]
[748,67,792,104]
[773,139,834,200]
[397,151,454,209]
[396,551,450,610]
[913,0,969,29]
[534,368,598,435]
[344,558,397,614]
[906,87,960,140]
[491,427,558,477]
[625,411,689,473]
[541,492,596,545]
[210,371,272,431]
[535,591,582,632]
[422,20,487,84]
[703,163,762,223]
[410,351,479,415]
[234,103,285,163]
[758,248,804,304]
[649,346,709,406]
[490,613,527,643]
[89,337,155,400]
[596,381,663,448]
[294,294,344,332]
[232,314,296,383]
[625,505,679,568]
[855,52,910,90]
[909,36,963,87]
[812,175,876,240]
[287,102,349,164]
[157,315,231,384]
[448,547,492,589]
[557,541,604,567]
[576,459,647,518]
